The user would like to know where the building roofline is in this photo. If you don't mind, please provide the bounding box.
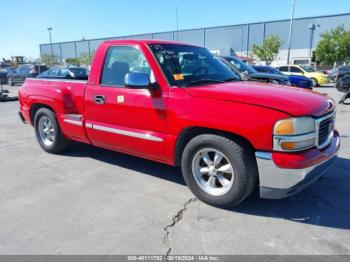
[40,12,350,46]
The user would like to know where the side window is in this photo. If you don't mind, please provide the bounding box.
[278,66,288,72]
[59,68,72,78]
[290,66,302,73]
[101,46,152,87]
[48,67,60,77]
[19,66,29,74]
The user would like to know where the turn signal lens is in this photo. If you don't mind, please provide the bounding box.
[280,142,297,150]
[280,139,315,151]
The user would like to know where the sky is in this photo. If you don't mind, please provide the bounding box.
[1,0,350,59]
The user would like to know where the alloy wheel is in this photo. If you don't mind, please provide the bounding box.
[191,148,235,196]
[38,116,56,146]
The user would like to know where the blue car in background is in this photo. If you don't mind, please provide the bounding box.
[253,66,314,89]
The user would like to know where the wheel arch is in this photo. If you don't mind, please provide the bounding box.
[30,103,56,125]
[174,126,256,167]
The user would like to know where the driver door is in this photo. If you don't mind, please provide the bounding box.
[84,45,168,161]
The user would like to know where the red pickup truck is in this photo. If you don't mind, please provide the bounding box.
[19,40,340,207]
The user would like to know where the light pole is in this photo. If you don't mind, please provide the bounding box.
[47,27,53,61]
[176,7,179,41]
[286,0,295,65]
[308,23,320,67]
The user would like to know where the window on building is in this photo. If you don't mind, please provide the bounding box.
[293,59,310,66]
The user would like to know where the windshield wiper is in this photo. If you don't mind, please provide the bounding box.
[183,79,225,87]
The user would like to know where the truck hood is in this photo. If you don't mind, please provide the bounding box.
[186,81,334,117]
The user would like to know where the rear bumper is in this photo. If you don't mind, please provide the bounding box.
[256,133,340,199]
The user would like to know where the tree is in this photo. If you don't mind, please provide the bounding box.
[78,52,95,66]
[315,25,350,65]
[65,57,80,66]
[251,35,283,65]
[41,54,60,66]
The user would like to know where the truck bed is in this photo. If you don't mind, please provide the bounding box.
[19,78,90,143]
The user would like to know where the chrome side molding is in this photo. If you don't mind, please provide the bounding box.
[85,122,163,142]
[63,114,84,126]
[63,119,83,126]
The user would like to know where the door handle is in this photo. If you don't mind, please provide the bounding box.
[93,95,105,104]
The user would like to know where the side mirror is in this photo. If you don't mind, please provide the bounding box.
[124,72,158,90]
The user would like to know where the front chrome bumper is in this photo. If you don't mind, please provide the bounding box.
[256,134,340,199]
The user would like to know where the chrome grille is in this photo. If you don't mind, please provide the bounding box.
[315,111,335,149]
[318,118,333,145]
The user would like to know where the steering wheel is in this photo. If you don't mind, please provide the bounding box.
[192,66,208,76]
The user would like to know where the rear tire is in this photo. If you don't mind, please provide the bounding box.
[34,108,70,154]
[181,134,258,208]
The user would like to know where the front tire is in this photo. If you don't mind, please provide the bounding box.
[181,134,258,208]
[34,108,70,154]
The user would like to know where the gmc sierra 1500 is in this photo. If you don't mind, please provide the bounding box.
[19,40,340,207]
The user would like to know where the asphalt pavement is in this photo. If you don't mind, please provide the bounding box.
[0,84,349,255]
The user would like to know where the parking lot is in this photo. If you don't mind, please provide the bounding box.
[0,84,349,255]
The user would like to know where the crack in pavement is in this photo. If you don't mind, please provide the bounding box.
[163,198,197,259]
[35,164,59,174]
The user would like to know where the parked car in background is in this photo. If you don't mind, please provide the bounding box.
[38,66,89,80]
[324,67,338,81]
[19,40,340,207]
[7,64,48,86]
[0,68,10,84]
[336,74,350,93]
[335,74,350,104]
[217,56,291,86]
[253,65,313,89]
[276,65,329,87]
[333,66,350,81]
[323,66,350,82]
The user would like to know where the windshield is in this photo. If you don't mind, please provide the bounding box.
[301,66,315,72]
[223,57,257,74]
[148,44,239,86]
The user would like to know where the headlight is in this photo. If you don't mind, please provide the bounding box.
[274,117,315,135]
[273,117,316,152]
